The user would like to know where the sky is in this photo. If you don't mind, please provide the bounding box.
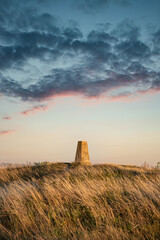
[0,0,160,166]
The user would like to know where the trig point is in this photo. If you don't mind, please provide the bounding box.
[75,141,91,165]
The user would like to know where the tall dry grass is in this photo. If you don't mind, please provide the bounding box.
[0,163,160,240]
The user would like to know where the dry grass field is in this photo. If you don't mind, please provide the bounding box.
[0,163,160,240]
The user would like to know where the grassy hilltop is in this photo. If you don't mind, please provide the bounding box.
[0,163,160,240]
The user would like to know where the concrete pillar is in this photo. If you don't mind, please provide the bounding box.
[75,141,91,165]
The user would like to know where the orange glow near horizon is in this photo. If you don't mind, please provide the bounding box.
[0,92,160,166]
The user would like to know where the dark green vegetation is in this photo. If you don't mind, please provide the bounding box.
[0,163,160,240]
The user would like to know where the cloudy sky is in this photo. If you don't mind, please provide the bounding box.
[0,0,160,165]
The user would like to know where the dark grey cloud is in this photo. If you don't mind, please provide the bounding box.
[152,28,160,55]
[153,29,160,45]
[0,1,159,101]
[0,12,82,69]
[151,72,160,90]
[72,0,131,13]
[112,19,140,41]
[115,40,151,61]
[72,0,110,12]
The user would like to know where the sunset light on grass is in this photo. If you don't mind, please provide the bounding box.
[0,0,160,166]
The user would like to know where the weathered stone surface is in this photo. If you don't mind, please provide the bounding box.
[75,141,91,165]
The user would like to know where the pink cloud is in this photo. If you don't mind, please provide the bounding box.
[47,86,160,103]
[136,88,160,96]
[108,93,136,102]
[2,116,11,120]
[0,130,15,135]
[107,88,160,103]
[20,103,53,116]
[46,91,81,100]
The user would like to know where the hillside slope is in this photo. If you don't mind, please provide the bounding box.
[0,163,160,240]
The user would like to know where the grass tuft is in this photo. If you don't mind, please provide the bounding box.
[0,163,160,239]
